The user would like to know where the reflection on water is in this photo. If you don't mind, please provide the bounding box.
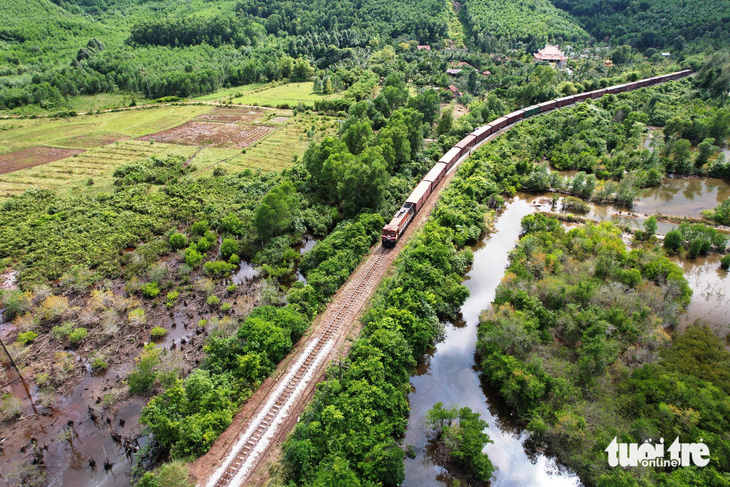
[674,255,730,340]
[634,177,730,218]
[403,196,581,487]
[552,167,729,219]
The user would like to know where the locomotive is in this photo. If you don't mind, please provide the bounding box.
[381,69,693,247]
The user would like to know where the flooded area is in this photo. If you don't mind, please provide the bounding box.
[633,176,730,218]
[403,196,581,487]
[674,255,730,339]
[552,166,730,219]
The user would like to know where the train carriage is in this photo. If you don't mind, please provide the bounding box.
[454,134,477,157]
[493,116,509,130]
[439,147,461,171]
[524,105,540,117]
[473,125,492,142]
[505,110,525,124]
[406,181,432,213]
[556,96,575,107]
[590,88,607,98]
[538,100,557,112]
[423,163,447,191]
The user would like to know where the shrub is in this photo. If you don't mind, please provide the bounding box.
[206,295,220,306]
[203,261,236,277]
[721,255,730,270]
[169,233,187,249]
[128,344,161,394]
[184,247,203,267]
[220,238,238,259]
[68,327,88,344]
[166,291,180,308]
[141,282,161,298]
[229,254,240,265]
[52,321,74,341]
[220,302,232,313]
[150,326,167,340]
[190,220,209,236]
[16,331,38,345]
[91,357,109,373]
[664,230,682,254]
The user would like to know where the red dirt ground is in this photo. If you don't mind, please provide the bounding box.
[0,147,85,175]
[138,121,275,149]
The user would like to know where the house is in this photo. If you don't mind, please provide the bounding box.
[534,44,567,68]
[451,61,473,69]
[481,70,491,76]
[446,68,462,76]
[417,45,431,51]
[661,52,671,58]
[447,84,461,97]
[603,59,614,68]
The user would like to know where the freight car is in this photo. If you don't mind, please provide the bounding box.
[382,69,693,246]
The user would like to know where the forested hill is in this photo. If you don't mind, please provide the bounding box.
[459,0,591,51]
[551,0,730,52]
[237,0,450,44]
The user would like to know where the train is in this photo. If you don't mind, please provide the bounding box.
[381,69,693,247]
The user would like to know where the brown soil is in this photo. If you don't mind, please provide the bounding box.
[195,108,267,124]
[0,256,262,487]
[0,147,85,175]
[138,121,275,149]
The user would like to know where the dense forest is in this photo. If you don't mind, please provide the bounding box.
[477,216,729,485]
[552,0,730,52]
[459,0,591,51]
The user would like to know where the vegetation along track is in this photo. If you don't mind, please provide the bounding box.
[206,248,392,487]
[199,70,693,487]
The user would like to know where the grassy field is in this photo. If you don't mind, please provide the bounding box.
[0,104,337,201]
[194,82,340,107]
[195,113,339,176]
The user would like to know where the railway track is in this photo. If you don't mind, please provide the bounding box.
[207,248,392,487]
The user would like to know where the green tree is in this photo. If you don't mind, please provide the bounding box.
[437,109,454,135]
[337,147,388,217]
[254,182,299,241]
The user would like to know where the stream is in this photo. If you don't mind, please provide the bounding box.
[403,196,581,486]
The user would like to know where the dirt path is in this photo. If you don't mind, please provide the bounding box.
[188,125,511,487]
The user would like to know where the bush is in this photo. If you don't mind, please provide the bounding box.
[128,344,161,394]
[68,327,88,344]
[184,247,203,267]
[203,261,236,277]
[190,220,209,236]
[141,282,161,298]
[220,238,238,259]
[206,295,220,306]
[169,233,187,249]
[16,331,38,345]
[664,230,682,254]
[721,255,730,270]
[166,291,179,308]
[150,326,167,340]
[91,357,109,373]
[229,254,240,265]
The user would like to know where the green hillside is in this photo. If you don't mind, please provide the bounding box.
[459,0,590,51]
[552,0,730,52]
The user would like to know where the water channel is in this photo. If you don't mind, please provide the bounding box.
[403,196,581,487]
[403,174,730,485]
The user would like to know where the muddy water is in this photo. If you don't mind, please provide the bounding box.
[673,255,730,339]
[403,196,581,487]
[633,177,730,218]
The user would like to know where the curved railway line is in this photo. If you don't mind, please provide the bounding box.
[196,69,693,487]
